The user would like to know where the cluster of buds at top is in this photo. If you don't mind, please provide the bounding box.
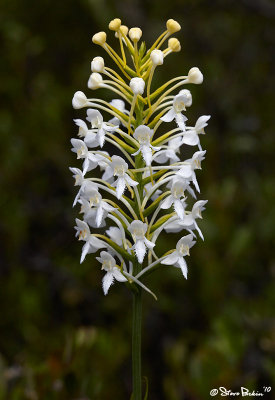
[71,18,210,299]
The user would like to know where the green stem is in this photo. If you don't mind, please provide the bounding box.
[132,262,142,400]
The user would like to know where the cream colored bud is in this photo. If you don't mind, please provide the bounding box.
[72,91,88,109]
[129,27,142,42]
[150,49,164,66]
[130,77,145,95]
[188,67,203,84]
[92,31,107,46]
[166,19,181,33]
[88,73,103,90]
[116,25,129,38]
[109,18,121,31]
[168,38,181,52]
[91,56,105,73]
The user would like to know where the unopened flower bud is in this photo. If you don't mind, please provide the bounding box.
[179,89,192,107]
[150,49,164,66]
[130,77,145,95]
[116,25,129,38]
[166,19,181,33]
[168,38,181,52]
[129,27,142,42]
[72,91,88,109]
[91,56,105,73]
[109,18,121,31]
[88,73,103,90]
[188,67,203,84]
[92,31,107,46]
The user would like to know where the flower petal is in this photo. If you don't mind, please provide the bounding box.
[161,251,179,265]
[178,257,188,279]
[102,272,115,295]
[161,108,176,122]
[173,199,185,220]
[161,195,173,209]
[135,240,146,264]
[182,132,199,146]
[113,268,127,282]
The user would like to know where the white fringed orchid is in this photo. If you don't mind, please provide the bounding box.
[70,18,210,298]
[132,125,160,166]
[96,251,127,295]
[128,221,155,264]
[161,234,196,278]
[102,155,138,199]
[86,109,118,147]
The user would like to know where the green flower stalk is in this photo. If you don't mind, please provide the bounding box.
[70,17,210,399]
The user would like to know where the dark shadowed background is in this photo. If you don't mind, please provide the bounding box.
[0,0,274,399]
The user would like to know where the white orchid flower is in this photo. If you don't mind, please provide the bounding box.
[165,200,208,239]
[183,115,211,150]
[78,197,107,228]
[86,109,118,147]
[70,138,106,175]
[160,178,187,219]
[160,90,192,131]
[96,251,127,295]
[177,150,206,192]
[102,155,138,199]
[69,167,89,206]
[161,234,196,278]
[154,137,182,164]
[132,125,160,166]
[74,218,106,263]
[80,187,115,227]
[128,221,155,264]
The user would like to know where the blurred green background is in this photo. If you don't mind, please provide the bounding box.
[0,0,274,399]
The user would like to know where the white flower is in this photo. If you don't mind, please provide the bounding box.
[160,178,187,219]
[91,56,105,73]
[96,251,127,295]
[183,115,211,150]
[80,186,115,227]
[132,125,160,166]
[74,219,106,263]
[69,167,89,206]
[108,99,127,126]
[154,136,182,164]
[165,200,208,239]
[188,67,203,84]
[150,50,164,66]
[130,77,145,95]
[177,150,206,192]
[88,72,103,89]
[161,234,196,278]
[86,109,118,147]
[78,198,107,228]
[71,139,106,175]
[161,90,192,131]
[128,221,155,264]
[102,155,138,199]
[72,91,89,109]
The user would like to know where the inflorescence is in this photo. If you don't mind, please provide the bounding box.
[71,18,210,299]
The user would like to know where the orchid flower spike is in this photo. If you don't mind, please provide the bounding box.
[71,17,210,299]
